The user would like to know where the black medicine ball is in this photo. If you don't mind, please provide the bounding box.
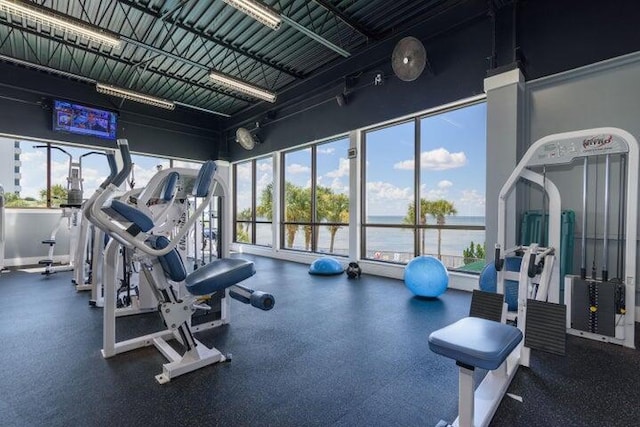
[346,262,361,279]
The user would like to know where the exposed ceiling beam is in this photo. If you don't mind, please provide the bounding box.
[116,0,304,80]
[0,19,250,106]
[311,0,378,41]
[280,14,350,58]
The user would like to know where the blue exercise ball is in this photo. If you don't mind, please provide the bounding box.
[478,257,521,311]
[404,256,449,297]
[309,257,344,276]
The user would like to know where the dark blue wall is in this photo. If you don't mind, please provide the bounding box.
[0,62,220,159]
[1,0,639,162]
[228,0,640,161]
[228,16,490,159]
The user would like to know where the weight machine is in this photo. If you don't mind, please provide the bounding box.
[36,145,104,275]
[496,127,636,349]
[86,139,274,383]
[430,127,637,427]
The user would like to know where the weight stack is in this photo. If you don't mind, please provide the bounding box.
[570,277,620,337]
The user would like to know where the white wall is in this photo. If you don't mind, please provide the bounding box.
[524,52,640,309]
[2,209,71,267]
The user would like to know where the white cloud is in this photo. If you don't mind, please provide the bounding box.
[172,160,202,169]
[18,150,47,198]
[366,181,413,215]
[419,180,454,199]
[236,163,252,180]
[317,147,335,155]
[459,189,485,206]
[329,177,348,194]
[393,148,467,171]
[325,157,349,178]
[287,163,310,174]
[257,161,272,172]
[455,189,486,216]
[256,171,272,190]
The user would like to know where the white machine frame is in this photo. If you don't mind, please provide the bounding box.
[498,127,637,348]
[86,140,237,383]
[452,127,638,427]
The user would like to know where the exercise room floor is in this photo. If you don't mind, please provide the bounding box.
[1,255,639,426]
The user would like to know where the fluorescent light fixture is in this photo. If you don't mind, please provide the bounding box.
[220,0,281,30]
[96,83,175,110]
[209,71,277,103]
[0,0,121,47]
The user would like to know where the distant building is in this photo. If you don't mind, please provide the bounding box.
[0,138,22,195]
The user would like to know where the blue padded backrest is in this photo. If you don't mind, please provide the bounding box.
[162,172,179,201]
[192,161,216,197]
[147,235,187,282]
[109,200,154,232]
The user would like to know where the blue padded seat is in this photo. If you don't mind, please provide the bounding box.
[428,317,523,370]
[185,258,256,296]
[162,172,179,201]
[147,236,187,282]
[193,161,216,197]
[109,199,154,232]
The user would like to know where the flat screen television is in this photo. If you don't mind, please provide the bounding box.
[52,100,117,140]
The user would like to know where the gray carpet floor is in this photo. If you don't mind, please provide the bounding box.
[0,255,638,426]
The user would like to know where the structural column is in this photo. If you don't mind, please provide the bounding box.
[484,68,526,257]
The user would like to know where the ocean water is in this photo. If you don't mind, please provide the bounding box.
[257,216,486,262]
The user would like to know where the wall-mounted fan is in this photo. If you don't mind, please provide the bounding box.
[236,123,260,150]
[392,36,427,82]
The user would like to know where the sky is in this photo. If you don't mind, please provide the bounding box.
[278,102,486,218]
[10,101,486,220]
[13,141,192,200]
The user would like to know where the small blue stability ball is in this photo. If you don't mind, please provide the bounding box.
[309,257,344,276]
[404,256,449,297]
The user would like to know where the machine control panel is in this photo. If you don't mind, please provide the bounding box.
[527,133,630,167]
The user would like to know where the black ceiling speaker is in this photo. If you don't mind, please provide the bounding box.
[336,92,347,107]
[392,36,427,82]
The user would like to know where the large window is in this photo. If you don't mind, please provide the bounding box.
[234,161,254,244]
[282,148,312,250]
[50,145,111,208]
[315,138,350,255]
[281,137,349,255]
[8,142,48,207]
[1,138,201,209]
[255,157,273,246]
[233,156,273,247]
[362,102,486,270]
[363,120,416,263]
[130,153,171,190]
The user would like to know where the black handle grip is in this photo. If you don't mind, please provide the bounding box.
[528,254,537,278]
[494,247,504,271]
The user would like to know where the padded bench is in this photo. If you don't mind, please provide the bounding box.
[428,317,523,427]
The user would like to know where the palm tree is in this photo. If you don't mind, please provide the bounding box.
[281,182,312,249]
[427,199,457,260]
[236,207,252,243]
[256,182,274,221]
[318,188,349,253]
[403,198,432,254]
